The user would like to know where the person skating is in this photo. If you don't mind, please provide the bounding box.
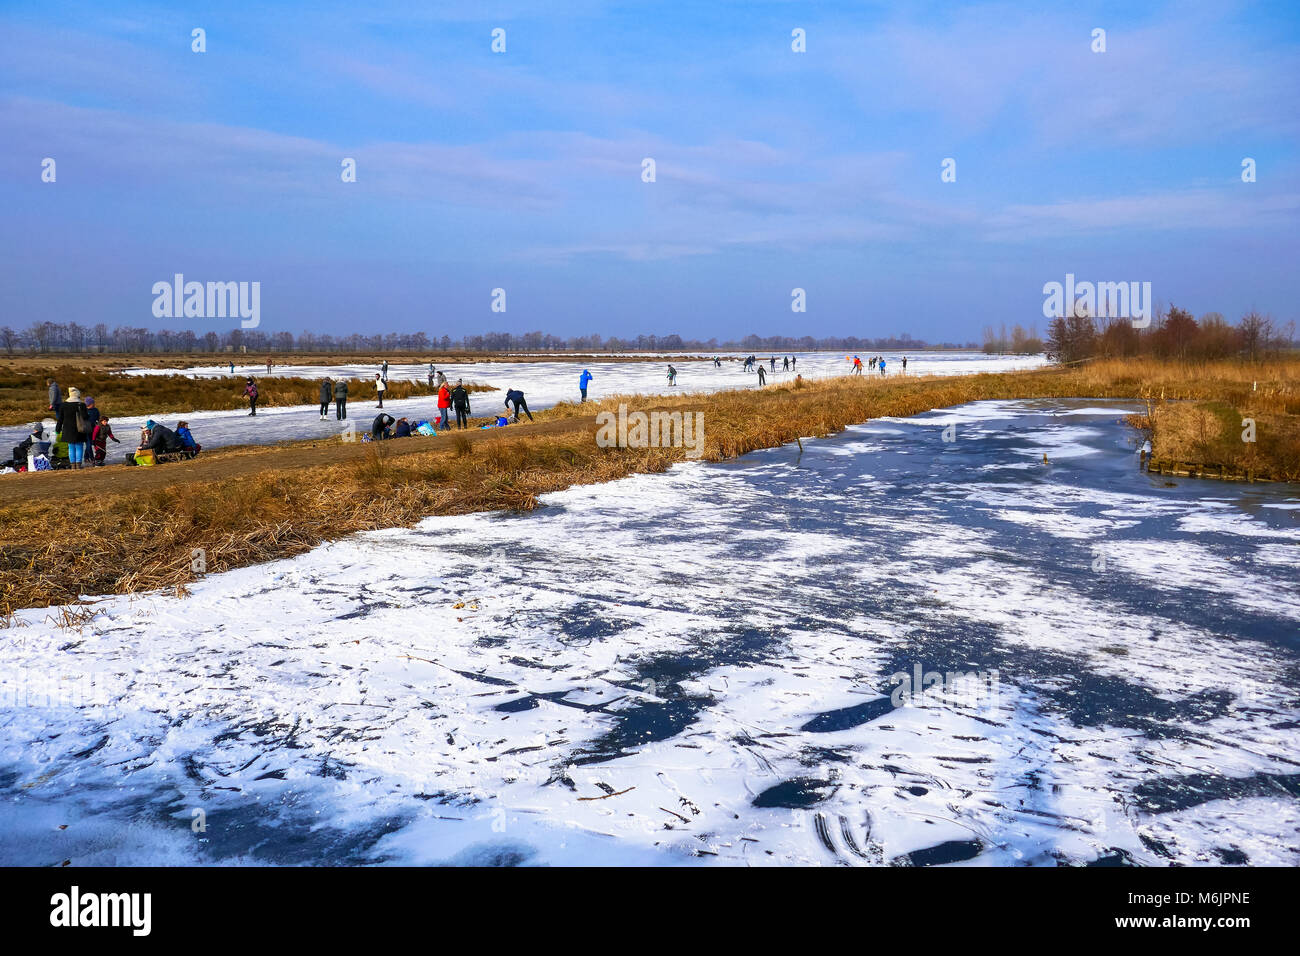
[791,355,797,370]
[579,368,593,402]
[371,412,395,441]
[667,364,677,386]
[375,373,387,408]
[319,377,333,420]
[879,358,887,376]
[902,356,908,372]
[229,360,235,374]
[852,356,863,375]
[55,387,90,469]
[770,356,776,372]
[381,360,389,383]
[333,377,349,420]
[451,379,471,428]
[437,381,452,428]
[757,365,766,385]
[244,378,259,415]
[782,356,789,371]
[504,388,533,422]
[427,363,435,388]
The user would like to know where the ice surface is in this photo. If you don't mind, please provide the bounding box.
[2,397,1297,866]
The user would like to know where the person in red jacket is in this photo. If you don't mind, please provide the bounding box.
[90,417,120,465]
[436,382,452,429]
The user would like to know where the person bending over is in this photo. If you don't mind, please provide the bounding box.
[504,388,533,422]
[371,412,395,440]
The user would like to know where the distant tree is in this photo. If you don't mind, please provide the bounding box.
[1097,318,1139,357]
[981,325,998,354]
[1196,313,1237,359]
[27,321,53,353]
[1046,314,1096,363]
[1238,310,1271,361]
[1153,306,1198,358]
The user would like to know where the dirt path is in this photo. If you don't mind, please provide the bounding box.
[0,416,599,506]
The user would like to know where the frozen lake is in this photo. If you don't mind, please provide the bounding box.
[2,399,1297,866]
[80,351,1047,454]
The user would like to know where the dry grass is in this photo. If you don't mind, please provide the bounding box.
[1150,402,1300,480]
[1061,356,1300,415]
[3,355,1297,613]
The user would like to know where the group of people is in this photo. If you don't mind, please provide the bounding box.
[26,380,120,468]
[850,355,907,376]
[365,365,534,427]
[128,419,201,464]
[247,363,534,430]
[43,381,115,468]
[369,413,411,440]
[367,377,482,438]
[741,355,798,375]
[5,377,203,473]
[13,352,923,474]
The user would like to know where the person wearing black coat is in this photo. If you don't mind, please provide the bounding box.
[451,380,471,429]
[139,421,182,454]
[333,378,349,420]
[371,413,395,440]
[83,397,101,440]
[504,388,532,422]
[56,387,90,469]
[319,378,333,420]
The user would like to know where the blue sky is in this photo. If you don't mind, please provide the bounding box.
[2,0,1297,342]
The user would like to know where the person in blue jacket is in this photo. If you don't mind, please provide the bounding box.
[579,368,593,402]
[504,388,533,422]
[176,421,199,450]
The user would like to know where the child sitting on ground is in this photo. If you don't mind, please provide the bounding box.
[176,421,201,453]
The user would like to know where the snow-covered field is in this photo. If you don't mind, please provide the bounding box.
[76,352,1046,454]
[2,399,1297,866]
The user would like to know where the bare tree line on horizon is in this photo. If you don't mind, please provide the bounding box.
[1,323,981,357]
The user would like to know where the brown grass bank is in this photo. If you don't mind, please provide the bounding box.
[3,356,1297,614]
[1144,401,1300,481]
